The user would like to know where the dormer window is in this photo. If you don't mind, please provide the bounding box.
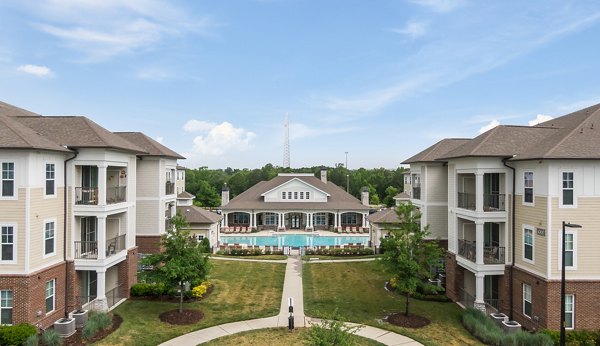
[282,191,286,199]
[288,192,292,199]
[306,192,310,200]
[300,192,304,199]
[294,192,298,199]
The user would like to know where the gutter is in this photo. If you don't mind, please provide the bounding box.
[502,157,516,320]
[64,150,78,318]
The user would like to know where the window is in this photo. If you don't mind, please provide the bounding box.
[287,192,292,199]
[564,233,575,268]
[314,213,327,226]
[232,213,249,225]
[1,226,14,261]
[45,164,55,196]
[306,192,310,200]
[524,172,533,204]
[341,213,357,225]
[565,294,574,329]
[523,283,532,317]
[44,221,55,256]
[524,227,534,262]
[282,191,286,199]
[300,192,304,199]
[265,213,277,225]
[294,192,298,199]
[562,172,574,206]
[0,290,12,325]
[196,235,204,241]
[1,162,14,197]
[45,279,55,313]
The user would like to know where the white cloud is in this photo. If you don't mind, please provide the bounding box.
[409,0,467,13]
[17,64,54,77]
[528,114,554,126]
[478,120,500,134]
[155,136,164,144]
[185,121,255,156]
[389,20,428,39]
[289,123,355,140]
[136,67,172,80]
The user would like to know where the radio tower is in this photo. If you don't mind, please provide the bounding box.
[283,113,290,168]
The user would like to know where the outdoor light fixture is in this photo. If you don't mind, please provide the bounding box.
[560,221,581,346]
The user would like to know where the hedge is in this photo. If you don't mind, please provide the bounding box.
[304,247,374,256]
[0,324,37,346]
[540,329,600,345]
[217,248,284,256]
[130,282,166,297]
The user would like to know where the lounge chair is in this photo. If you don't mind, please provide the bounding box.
[351,227,357,233]
[234,227,240,233]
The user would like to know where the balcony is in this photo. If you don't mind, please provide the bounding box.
[75,187,98,205]
[106,186,126,204]
[457,239,505,265]
[484,193,505,211]
[74,234,127,259]
[412,185,421,200]
[457,192,475,210]
[165,182,175,195]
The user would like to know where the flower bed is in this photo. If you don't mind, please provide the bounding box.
[304,247,374,256]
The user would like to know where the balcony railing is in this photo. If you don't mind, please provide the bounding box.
[484,193,505,211]
[457,192,476,210]
[106,186,126,204]
[75,187,98,205]
[165,182,175,195]
[412,185,421,200]
[459,288,501,314]
[458,239,505,264]
[75,234,126,259]
[106,284,124,309]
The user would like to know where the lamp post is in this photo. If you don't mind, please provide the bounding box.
[560,221,581,346]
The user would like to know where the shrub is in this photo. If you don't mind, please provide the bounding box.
[304,247,375,257]
[25,334,39,346]
[191,284,207,298]
[306,310,362,346]
[199,238,210,253]
[41,329,62,346]
[82,320,99,341]
[89,312,112,330]
[130,282,165,297]
[0,323,37,346]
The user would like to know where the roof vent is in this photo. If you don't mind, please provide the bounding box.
[580,127,584,134]
[591,123,595,129]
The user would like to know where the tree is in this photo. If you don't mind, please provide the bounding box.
[382,185,400,207]
[306,309,362,346]
[141,213,211,312]
[380,202,443,316]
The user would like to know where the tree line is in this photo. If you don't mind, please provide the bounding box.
[185,163,407,207]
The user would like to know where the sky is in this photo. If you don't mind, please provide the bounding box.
[2,0,600,169]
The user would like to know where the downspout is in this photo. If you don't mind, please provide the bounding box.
[502,157,516,320]
[64,150,78,318]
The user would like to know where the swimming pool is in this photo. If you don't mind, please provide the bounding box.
[221,234,369,247]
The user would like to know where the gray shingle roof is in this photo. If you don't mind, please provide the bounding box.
[177,206,223,224]
[393,192,411,199]
[367,208,401,224]
[115,132,185,159]
[177,191,195,199]
[222,174,369,211]
[402,138,471,164]
[0,114,72,152]
[0,101,43,117]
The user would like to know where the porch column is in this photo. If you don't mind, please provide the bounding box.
[334,212,338,228]
[475,221,484,265]
[97,216,107,260]
[362,213,367,228]
[475,172,484,212]
[251,212,256,228]
[223,213,228,227]
[98,163,108,206]
[474,273,486,312]
[95,269,108,311]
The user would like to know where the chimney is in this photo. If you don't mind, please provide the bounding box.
[221,183,230,206]
[320,166,327,183]
[361,187,369,206]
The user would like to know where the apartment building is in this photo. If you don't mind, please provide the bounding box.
[407,103,600,331]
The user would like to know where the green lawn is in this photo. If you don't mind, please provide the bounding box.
[97,260,285,346]
[211,254,288,260]
[202,327,385,346]
[303,261,482,346]
[301,254,383,260]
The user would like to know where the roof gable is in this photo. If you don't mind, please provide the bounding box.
[115,132,185,159]
[261,177,330,201]
[403,138,471,164]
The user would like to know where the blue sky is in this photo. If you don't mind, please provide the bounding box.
[2,0,600,169]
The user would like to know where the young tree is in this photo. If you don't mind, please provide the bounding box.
[141,213,211,312]
[380,202,443,316]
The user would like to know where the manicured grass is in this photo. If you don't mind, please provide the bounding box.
[211,254,288,260]
[202,327,385,346]
[303,261,483,346]
[97,261,285,346]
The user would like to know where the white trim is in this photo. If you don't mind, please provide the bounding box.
[522,225,534,264]
[0,223,17,264]
[559,170,576,208]
[514,263,547,279]
[0,161,17,201]
[0,289,13,325]
[522,283,532,318]
[45,279,56,314]
[558,230,578,271]
[44,163,57,199]
[565,294,575,330]
[522,171,534,206]
[260,177,331,197]
[43,217,58,259]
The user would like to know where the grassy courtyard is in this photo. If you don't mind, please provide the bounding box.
[303,261,482,346]
[96,260,285,346]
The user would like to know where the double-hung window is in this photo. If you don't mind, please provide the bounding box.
[45,164,55,196]
[45,279,55,313]
[564,233,575,268]
[1,226,14,261]
[523,283,532,317]
[0,290,12,325]
[562,172,574,206]
[523,227,534,262]
[264,213,277,225]
[565,294,574,329]
[524,172,533,204]
[1,162,14,197]
[44,221,55,256]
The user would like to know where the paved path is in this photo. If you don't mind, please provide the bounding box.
[160,255,422,346]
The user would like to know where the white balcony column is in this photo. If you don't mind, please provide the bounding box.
[474,273,486,312]
[475,172,484,212]
[475,221,484,265]
[97,216,107,260]
[98,163,108,206]
[94,269,108,311]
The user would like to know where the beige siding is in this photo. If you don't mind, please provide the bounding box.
[550,197,600,278]
[136,200,160,235]
[426,205,448,240]
[136,160,159,197]
[426,165,448,203]
[514,195,548,277]
[29,188,65,271]
[0,189,26,272]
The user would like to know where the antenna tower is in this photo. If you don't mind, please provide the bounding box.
[283,113,290,168]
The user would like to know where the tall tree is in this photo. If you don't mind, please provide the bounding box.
[141,214,211,312]
[380,202,443,316]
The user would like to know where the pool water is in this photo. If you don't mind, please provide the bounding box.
[221,234,369,247]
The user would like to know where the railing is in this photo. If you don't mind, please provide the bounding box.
[75,187,98,205]
[75,234,126,259]
[106,234,126,256]
[484,193,505,211]
[457,192,476,210]
[412,185,421,200]
[165,182,175,195]
[106,284,124,309]
[459,289,501,314]
[458,239,476,262]
[165,219,172,231]
[106,186,126,204]
[458,239,505,264]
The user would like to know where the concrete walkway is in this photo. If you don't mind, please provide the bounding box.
[160,255,422,346]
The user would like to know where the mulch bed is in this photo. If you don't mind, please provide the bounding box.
[386,312,431,328]
[131,285,214,303]
[159,309,204,325]
[63,314,123,346]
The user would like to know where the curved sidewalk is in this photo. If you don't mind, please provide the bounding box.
[160,256,422,346]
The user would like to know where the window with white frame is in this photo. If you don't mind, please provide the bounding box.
[341,213,357,225]
[287,192,292,199]
[1,226,14,261]
[523,227,534,262]
[45,164,55,196]
[314,213,327,226]
[294,192,298,199]
[264,213,277,225]
[562,172,574,206]
[0,290,12,325]
[564,233,575,268]
[232,213,249,224]
[300,192,304,199]
[306,191,310,200]
[45,279,55,313]
[565,294,574,329]
[44,221,55,256]
[1,162,14,197]
[523,283,532,317]
[282,191,286,199]
[524,171,533,204]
